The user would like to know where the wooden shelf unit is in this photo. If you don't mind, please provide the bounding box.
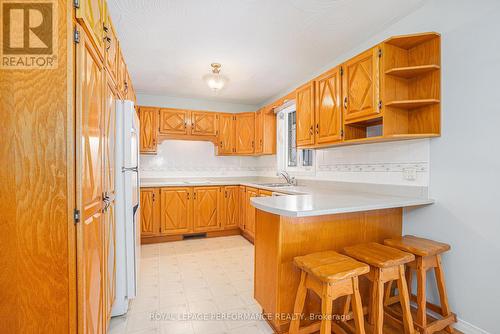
[381,32,441,137]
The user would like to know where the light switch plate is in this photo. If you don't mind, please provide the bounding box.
[403,167,417,181]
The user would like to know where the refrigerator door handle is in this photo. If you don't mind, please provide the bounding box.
[122,166,138,173]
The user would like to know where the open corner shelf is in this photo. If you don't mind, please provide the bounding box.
[385,99,440,109]
[385,64,440,78]
[384,32,440,49]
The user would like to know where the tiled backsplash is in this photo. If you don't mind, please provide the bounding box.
[140,138,430,186]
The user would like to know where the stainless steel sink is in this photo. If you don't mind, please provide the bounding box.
[257,183,292,188]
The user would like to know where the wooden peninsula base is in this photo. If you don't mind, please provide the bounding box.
[254,208,403,333]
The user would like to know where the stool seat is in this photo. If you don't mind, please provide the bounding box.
[344,242,415,268]
[294,251,369,283]
[384,235,451,257]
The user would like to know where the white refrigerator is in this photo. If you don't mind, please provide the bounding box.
[112,100,141,316]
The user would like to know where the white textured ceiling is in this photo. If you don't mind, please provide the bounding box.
[107,0,426,105]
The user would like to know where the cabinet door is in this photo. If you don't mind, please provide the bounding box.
[245,187,259,237]
[103,71,117,321]
[193,187,221,232]
[262,109,277,155]
[191,111,218,136]
[223,186,239,229]
[258,189,273,197]
[139,107,158,153]
[159,108,189,135]
[296,82,315,146]
[76,0,105,59]
[235,113,255,154]
[254,110,263,154]
[315,67,343,144]
[160,187,192,235]
[117,49,127,98]
[218,114,235,154]
[342,47,381,122]
[140,188,159,236]
[75,27,105,334]
[239,186,246,230]
[104,11,119,86]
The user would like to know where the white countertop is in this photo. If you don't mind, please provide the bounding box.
[140,177,434,217]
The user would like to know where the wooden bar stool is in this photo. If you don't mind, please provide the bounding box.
[344,243,416,334]
[384,235,457,334]
[289,251,369,334]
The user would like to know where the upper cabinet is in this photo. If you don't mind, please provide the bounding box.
[315,66,343,145]
[254,110,263,154]
[235,112,255,154]
[159,108,189,135]
[342,47,381,123]
[103,9,119,85]
[191,111,218,136]
[139,107,159,154]
[76,0,106,59]
[255,107,276,155]
[218,113,236,155]
[296,82,315,147]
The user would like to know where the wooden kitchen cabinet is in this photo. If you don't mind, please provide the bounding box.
[254,110,263,154]
[235,112,255,154]
[218,113,236,154]
[342,46,381,123]
[76,0,106,59]
[139,107,159,153]
[191,111,218,136]
[296,81,315,147]
[159,108,189,135]
[140,188,160,236]
[222,186,239,229]
[239,186,246,230]
[258,189,273,197]
[104,10,119,86]
[193,187,221,232]
[160,187,192,235]
[314,66,343,145]
[244,187,259,238]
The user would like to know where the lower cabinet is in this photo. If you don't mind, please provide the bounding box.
[193,186,221,232]
[140,188,160,236]
[160,187,192,234]
[223,186,240,229]
[239,186,246,230]
[244,187,259,238]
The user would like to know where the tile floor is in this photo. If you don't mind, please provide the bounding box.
[109,235,274,334]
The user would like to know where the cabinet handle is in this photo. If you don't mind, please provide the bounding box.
[184,122,187,128]
[252,141,255,148]
[316,124,319,134]
[344,97,348,109]
[193,192,197,200]
[220,141,223,147]
[187,192,190,200]
[309,125,313,135]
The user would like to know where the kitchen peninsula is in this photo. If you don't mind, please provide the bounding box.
[250,184,433,333]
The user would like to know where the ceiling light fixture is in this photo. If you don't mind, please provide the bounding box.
[203,63,227,93]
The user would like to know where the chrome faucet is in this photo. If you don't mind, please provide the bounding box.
[278,170,297,186]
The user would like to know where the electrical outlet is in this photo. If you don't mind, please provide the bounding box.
[403,167,417,181]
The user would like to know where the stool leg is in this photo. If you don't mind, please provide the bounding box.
[351,277,366,334]
[397,264,415,334]
[384,280,393,306]
[368,279,377,325]
[289,271,307,334]
[416,257,427,330]
[435,255,454,333]
[343,294,352,316]
[406,266,413,295]
[373,274,384,334]
[320,285,333,334]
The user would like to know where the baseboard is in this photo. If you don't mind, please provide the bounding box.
[455,318,491,334]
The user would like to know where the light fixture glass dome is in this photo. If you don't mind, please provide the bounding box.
[203,63,227,93]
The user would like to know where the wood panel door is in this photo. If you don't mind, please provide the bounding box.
[223,186,239,229]
[235,113,255,154]
[139,107,158,153]
[191,111,218,136]
[218,114,235,154]
[315,67,343,144]
[103,71,117,322]
[117,49,127,98]
[239,186,246,230]
[262,109,277,155]
[296,82,315,147]
[140,188,159,236]
[245,187,259,237]
[159,108,189,135]
[104,11,119,86]
[342,47,381,122]
[160,187,192,235]
[75,27,105,334]
[76,0,106,59]
[255,110,263,154]
[193,187,221,232]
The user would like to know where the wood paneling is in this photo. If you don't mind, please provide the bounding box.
[315,67,343,144]
[235,113,255,154]
[75,26,105,334]
[255,109,263,154]
[159,108,189,135]
[140,188,159,236]
[191,111,218,136]
[76,0,106,59]
[160,187,192,235]
[139,107,158,153]
[239,186,246,230]
[218,113,236,154]
[193,186,221,232]
[262,108,277,155]
[104,9,119,85]
[296,82,315,147]
[223,186,239,229]
[245,187,259,238]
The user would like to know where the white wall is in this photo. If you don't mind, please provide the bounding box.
[137,93,258,113]
[268,0,500,332]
